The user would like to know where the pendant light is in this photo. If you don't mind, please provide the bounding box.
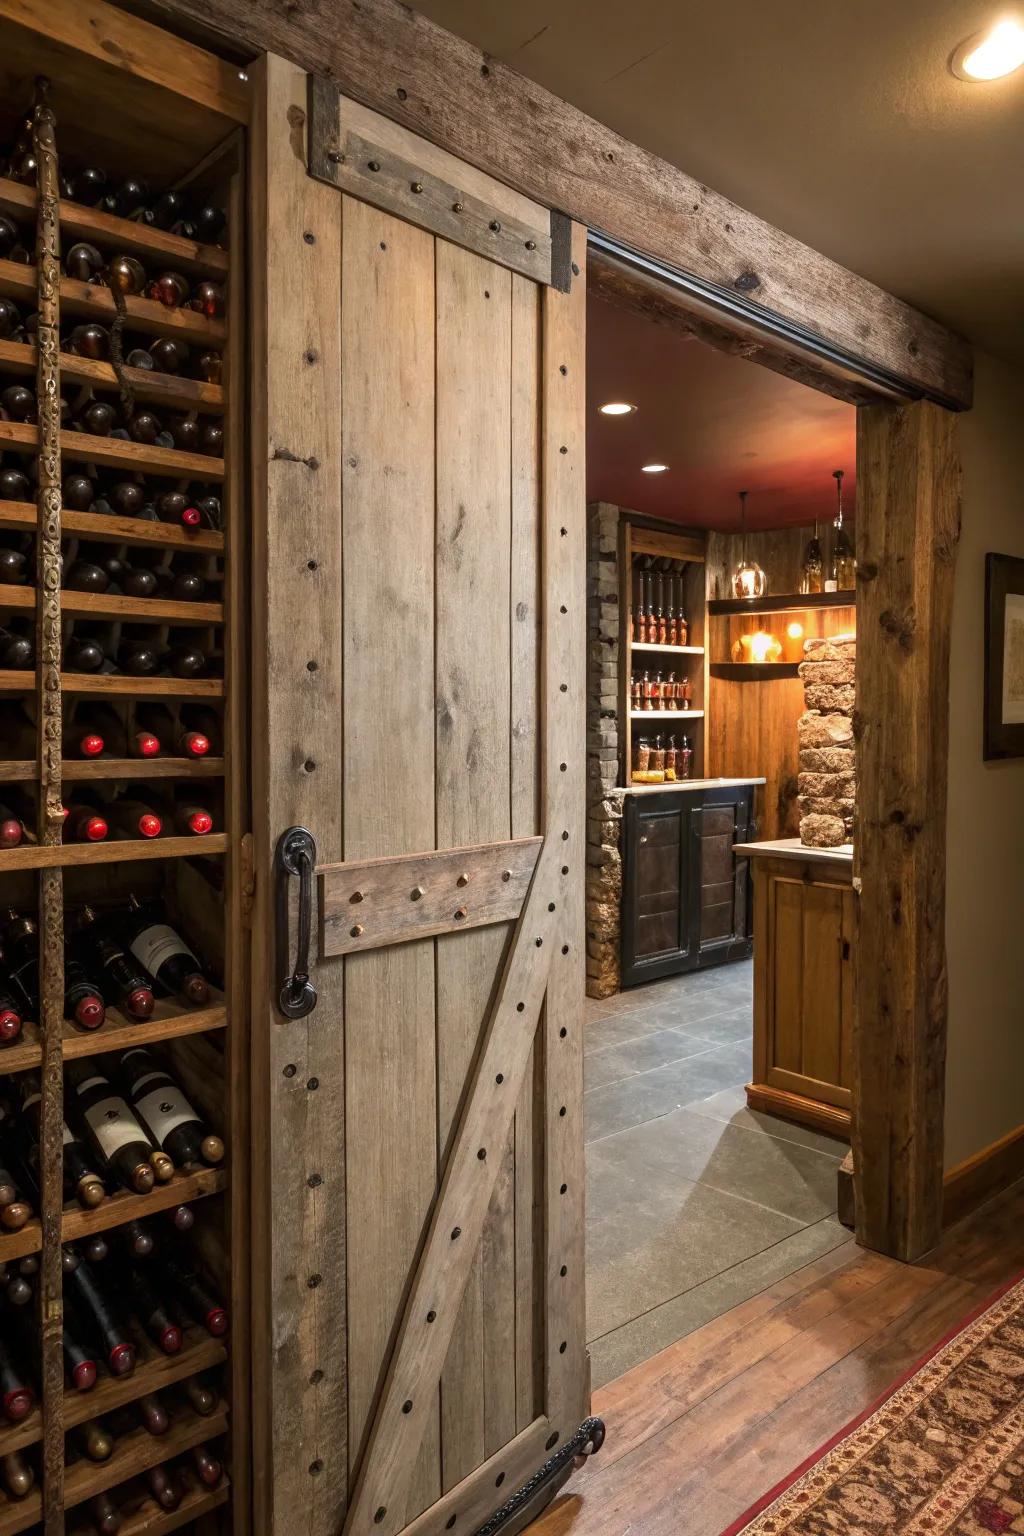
[829,469,856,592]
[731,490,767,600]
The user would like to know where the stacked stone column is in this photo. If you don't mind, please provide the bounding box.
[797,634,856,848]
[585,502,625,997]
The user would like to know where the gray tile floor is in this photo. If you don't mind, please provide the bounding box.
[584,960,848,1387]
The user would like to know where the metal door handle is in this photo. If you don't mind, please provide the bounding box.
[275,826,318,1019]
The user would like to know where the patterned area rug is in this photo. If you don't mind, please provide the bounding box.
[722,1274,1024,1535]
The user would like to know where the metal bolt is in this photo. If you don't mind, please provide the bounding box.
[308,1273,322,1289]
[525,239,536,251]
[457,873,470,887]
[489,219,501,232]
[310,1459,324,1475]
[283,1064,297,1078]
[308,1173,323,1188]
[452,201,464,213]
[368,160,381,172]
[327,148,344,164]
[501,870,511,882]
[411,885,424,900]
[351,890,364,903]
[307,1077,319,1091]
[303,231,315,245]
[451,1226,462,1240]
[350,924,363,938]
[454,906,467,920]
[411,181,424,194]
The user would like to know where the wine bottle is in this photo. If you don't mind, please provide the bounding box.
[63,627,107,674]
[73,397,117,438]
[18,1077,104,1206]
[27,1301,97,1391]
[146,1463,182,1511]
[0,535,30,585]
[121,1219,154,1257]
[0,804,24,850]
[191,1442,223,1486]
[63,1059,156,1195]
[103,175,149,219]
[121,897,209,1007]
[166,1203,194,1233]
[0,385,34,423]
[0,624,33,668]
[62,946,106,1029]
[161,1246,227,1336]
[0,1335,33,1422]
[62,1249,136,1376]
[149,337,190,374]
[191,280,225,319]
[65,241,105,282]
[149,271,190,308]
[194,205,227,245]
[104,792,163,841]
[0,299,23,340]
[106,253,147,296]
[73,167,109,207]
[160,796,214,836]
[183,1374,216,1416]
[73,1418,113,1461]
[65,702,124,760]
[73,908,154,1020]
[0,975,21,1045]
[164,635,207,679]
[0,1450,33,1499]
[88,1492,121,1534]
[64,800,109,844]
[62,471,95,511]
[118,1048,224,1169]
[64,322,109,360]
[1,911,40,1016]
[136,1391,168,1435]
[123,1261,181,1355]
[115,635,160,676]
[0,463,31,502]
[117,559,159,600]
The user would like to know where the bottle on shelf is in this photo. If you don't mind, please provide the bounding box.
[63,1057,158,1194]
[122,1259,183,1355]
[0,973,23,1044]
[147,1462,184,1511]
[149,269,190,308]
[120,895,209,1007]
[0,1450,33,1500]
[154,556,208,603]
[0,383,35,423]
[72,1418,114,1462]
[62,470,96,511]
[830,468,856,590]
[62,1247,136,1376]
[64,321,109,360]
[64,796,110,843]
[135,701,209,757]
[0,460,31,502]
[63,1315,98,1392]
[106,253,148,297]
[136,1390,169,1435]
[801,520,825,595]
[73,907,155,1020]
[1,909,40,1019]
[121,1219,155,1257]
[678,735,694,780]
[155,791,214,836]
[89,1491,121,1533]
[0,1335,33,1423]
[64,701,122,760]
[0,1121,31,1228]
[63,623,112,675]
[192,1441,224,1485]
[184,1374,217,1416]
[102,788,163,841]
[64,241,105,283]
[101,174,150,220]
[160,1243,228,1336]
[18,1076,106,1204]
[0,622,33,668]
[118,1046,224,1169]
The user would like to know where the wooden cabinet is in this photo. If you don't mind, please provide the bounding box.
[621,785,755,986]
[741,844,855,1137]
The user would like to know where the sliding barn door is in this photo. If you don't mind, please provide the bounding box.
[249,55,591,1536]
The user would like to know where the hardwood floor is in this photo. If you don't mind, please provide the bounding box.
[534,1178,1024,1536]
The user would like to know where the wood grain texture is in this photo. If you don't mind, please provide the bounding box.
[0,499,224,552]
[853,400,961,1261]
[248,54,347,1536]
[145,0,971,406]
[942,1124,1024,1229]
[0,257,226,344]
[318,837,540,956]
[0,339,224,412]
[0,583,222,627]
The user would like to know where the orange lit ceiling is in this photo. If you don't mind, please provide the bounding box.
[586,292,857,530]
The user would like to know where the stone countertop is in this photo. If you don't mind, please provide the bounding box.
[733,836,854,864]
[619,777,767,795]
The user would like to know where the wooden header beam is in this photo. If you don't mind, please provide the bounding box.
[140,0,971,409]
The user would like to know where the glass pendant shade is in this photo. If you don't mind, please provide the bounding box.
[730,490,767,599]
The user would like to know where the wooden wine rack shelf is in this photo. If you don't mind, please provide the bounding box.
[0,834,229,871]
[0,340,224,414]
[0,1400,229,1534]
[0,584,223,627]
[0,502,225,554]
[68,1478,230,1536]
[0,420,224,482]
[0,997,228,1075]
[0,1328,227,1456]
[0,758,226,784]
[0,176,230,279]
[0,1168,228,1263]
[0,674,226,698]
[0,257,227,346]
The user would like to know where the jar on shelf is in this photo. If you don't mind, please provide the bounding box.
[665,735,678,780]
[632,735,651,776]
[665,671,676,710]
[678,614,689,646]
[679,674,693,708]
[678,735,693,780]
[630,673,642,710]
[651,733,666,772]
[652,671,664,710]
[641,670,654,710]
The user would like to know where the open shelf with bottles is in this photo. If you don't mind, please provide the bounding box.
[0,33,246,1530]
[619,517,709,787]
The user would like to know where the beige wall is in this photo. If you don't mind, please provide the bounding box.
[944,349,1024,1170]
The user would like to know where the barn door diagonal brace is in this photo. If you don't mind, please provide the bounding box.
[471,1419,606,1536]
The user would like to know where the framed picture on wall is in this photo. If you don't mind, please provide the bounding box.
[985,553,1024,761]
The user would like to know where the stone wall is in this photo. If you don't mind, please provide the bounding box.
[585,503,624,997]
[797,634,857,848]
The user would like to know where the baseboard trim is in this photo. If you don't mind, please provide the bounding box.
[943,1124,1024,1229]
[745,1083,852,1141]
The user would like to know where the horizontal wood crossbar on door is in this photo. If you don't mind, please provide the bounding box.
[306,75,569,291]
[317,836,542,954]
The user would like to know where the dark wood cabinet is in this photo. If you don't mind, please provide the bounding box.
[621,785,755,986]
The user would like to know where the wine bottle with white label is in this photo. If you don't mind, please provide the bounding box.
[120,896,209,1007]
[17,1075,105,1208]
[63,1057,156,1195]
[73,907,154,1021]
[117,1048,224,1169]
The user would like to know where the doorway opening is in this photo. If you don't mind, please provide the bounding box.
[582,276,859,1388]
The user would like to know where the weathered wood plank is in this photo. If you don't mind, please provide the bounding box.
[147,0,972,406]
[249,53,346,1536]
[318,837,541,956]
[853,399,961,1260]
[338,193,441,1514]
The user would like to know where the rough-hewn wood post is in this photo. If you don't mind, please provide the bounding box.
[853,399,962,1261]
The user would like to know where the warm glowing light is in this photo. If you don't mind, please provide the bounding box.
[732,562,767,600]
[599,401,636,416]
[749,631,781,664]
[952,18,1024,79]
[641,463,668,474]
[783,621,805,663]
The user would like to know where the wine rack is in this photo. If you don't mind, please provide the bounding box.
[0,57,247,1536]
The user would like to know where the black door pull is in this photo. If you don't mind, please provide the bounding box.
[275,826,318,1019]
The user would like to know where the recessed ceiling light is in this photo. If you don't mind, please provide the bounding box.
[951,18,1024,79]
[599,401,636,416]
[641,463,668,474]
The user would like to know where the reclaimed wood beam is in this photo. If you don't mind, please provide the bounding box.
[141,0,971,407]
[853,399,961,1261]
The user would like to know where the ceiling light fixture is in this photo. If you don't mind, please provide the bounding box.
[951,18,1024,79]
[641,463,668,473]
[599,402,636,416]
